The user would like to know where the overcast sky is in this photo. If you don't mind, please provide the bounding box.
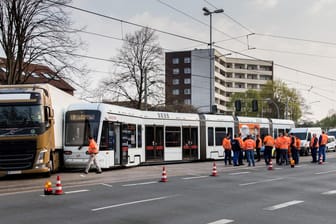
[68,0,336,121]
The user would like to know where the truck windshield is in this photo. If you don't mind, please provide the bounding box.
[65,110,101,146]
[291,132,307,140]
[0,105,45,136]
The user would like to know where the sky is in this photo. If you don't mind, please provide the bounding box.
[67,0,336,121]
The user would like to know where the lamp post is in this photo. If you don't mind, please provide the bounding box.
[266,98,280,119]
[203,7,224,113]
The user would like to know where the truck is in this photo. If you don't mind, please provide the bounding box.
[289,127,322,156]
[0,84,81,177]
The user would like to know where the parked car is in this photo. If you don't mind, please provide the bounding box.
[326,136,336,152]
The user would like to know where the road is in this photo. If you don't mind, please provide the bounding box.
[1,153,336,224]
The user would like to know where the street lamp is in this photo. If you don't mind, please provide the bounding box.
[265,98,280,119]
[203,7,224,113]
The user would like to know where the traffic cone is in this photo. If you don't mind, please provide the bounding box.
[44,180,53,195]
[268,159,273,170]
[54,175,64,195]
[160,166,168,182]
[290,159,295,168]
[319,157,323,165]
[211,162,217,176]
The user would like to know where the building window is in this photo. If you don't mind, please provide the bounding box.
[184,57,191,63]
[172,58,179,64]
[173,68,179,74]
[184,99,191,104]
[172,79,180,85]
[184,89,191,95]
[184,67,191,74]
[184,78,191,84]
[172,89,180,95]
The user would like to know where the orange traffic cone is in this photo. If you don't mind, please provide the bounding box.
[44,180,53,195]
[268,159,273,170]
[290,159,295,168]
[319,157,323,165]
[54,176,64,195]
[160,166,168,182]
[211,162,217,176]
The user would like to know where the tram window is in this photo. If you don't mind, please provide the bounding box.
[227,127,233,137]
[137,125,142,148]
[123,124,137,148]
[166,126,181,147]
[260,128,268,139]
[215,127,226,146]
[208,127,214,146]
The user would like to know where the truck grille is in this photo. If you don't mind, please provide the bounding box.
[0,140,36,170]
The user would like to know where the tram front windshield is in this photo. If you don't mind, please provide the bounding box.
[65,110,101,146]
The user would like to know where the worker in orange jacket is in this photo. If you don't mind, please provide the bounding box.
[244,135,256,166]
[290,133,298,164]
[222,134,232,165]
[295,136,301,164]
[263,134,275,165]
[318,131,328,162]
[275,132,289,165]
[310,133,319,163]
[84,136,102,174]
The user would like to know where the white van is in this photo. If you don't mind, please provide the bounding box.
[289,127,322,156]
[326,136,336,152]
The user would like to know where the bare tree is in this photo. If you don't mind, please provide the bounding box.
[0,0,84,84]
[100,27,164,110]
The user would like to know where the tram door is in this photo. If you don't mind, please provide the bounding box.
[182,127,198,160]
[145,126,164,162]
[100,121,119,167]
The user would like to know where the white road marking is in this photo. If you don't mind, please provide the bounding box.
[315,170,336,175]
[229,171,250,175]
[239,178,283,186]
[208,219,234,224]
[91,195,178,211]
[182,175,208,180]
[65,189,89,194]
[100,183,113,188]
[322,190,336,195]
[122,181,158,187]
[264,200,304,211]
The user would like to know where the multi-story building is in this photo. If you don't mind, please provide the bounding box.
[165,48,273,114]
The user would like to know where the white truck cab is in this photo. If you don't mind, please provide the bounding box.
[289,127,322,156]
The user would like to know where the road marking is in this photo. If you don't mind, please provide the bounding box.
[65,189,89,194]
[182,175,208,180]
[100,183,113,188]
[92,195,178,211]
[229,171,250,176]
[264,200,304,211]
[239,177,283,186]
[315,170,336,175]
[122,181,158,187]
[322,190,336,195]
[208,219,234,224]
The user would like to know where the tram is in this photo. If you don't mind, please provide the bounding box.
[62,102,295,169]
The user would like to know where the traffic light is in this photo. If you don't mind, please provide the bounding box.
[252,99,258,112]
[235,100,241,112]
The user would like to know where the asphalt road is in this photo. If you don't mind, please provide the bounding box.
[1,153,336,224]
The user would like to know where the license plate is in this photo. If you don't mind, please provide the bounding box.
[7,170,22,175]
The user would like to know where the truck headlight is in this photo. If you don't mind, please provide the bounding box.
[37,149,47,165]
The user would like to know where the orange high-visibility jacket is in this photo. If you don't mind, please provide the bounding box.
[222,138,232,150]
[320,133,328,146]
[88,139,99,154]
[295,137,301,150]
[275,136,288,149]
[263,135,275,147]
[310,136,319,148]
[244,139,256,150]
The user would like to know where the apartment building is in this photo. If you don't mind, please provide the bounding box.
[165,48,273,114]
